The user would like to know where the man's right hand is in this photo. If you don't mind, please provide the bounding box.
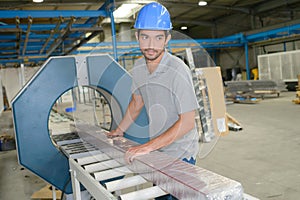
[106,128,124,138]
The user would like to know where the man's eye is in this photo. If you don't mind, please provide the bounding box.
[142,36,148,40]
[156,36,164,40]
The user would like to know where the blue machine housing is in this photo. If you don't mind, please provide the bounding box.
[12,54,149,193]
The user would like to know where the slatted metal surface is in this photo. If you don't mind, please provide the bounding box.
[55,131,169,200]
[53,124,243,200]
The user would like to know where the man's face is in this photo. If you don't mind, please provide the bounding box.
[136,30,171,62]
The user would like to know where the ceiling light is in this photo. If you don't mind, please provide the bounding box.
[114,4,142,18]
[33,0,44,2]
[198,1,207,6]
[181,26,188,30]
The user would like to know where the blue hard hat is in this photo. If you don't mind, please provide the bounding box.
[134,2,172,30]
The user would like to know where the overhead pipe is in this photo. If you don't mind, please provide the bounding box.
[40,17,64,54]
[0,10,107,19]
[22,17,33,56]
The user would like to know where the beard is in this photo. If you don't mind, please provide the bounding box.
[141,48,165,62]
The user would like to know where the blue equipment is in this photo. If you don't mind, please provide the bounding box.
[11,54,149,193]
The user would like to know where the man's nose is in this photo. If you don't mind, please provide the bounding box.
[148,38,154,48]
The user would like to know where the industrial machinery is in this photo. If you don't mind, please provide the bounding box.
[12,54,243,199]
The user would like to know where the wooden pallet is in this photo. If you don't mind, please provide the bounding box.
[31,184,62,200]
[296,91,300,97]
[253,90,280,98]
[234,99,261,104]
[292,98,300,104]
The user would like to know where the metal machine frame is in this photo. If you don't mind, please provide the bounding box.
[11,54,149,193]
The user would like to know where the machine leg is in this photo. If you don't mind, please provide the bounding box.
[70,169,82,200]
[52,185,57,200]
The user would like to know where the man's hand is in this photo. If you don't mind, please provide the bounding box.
[106,128,124,138]
[125,145,152,164]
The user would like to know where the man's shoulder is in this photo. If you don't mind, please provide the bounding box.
[165,53,191,75]
[165,52,187,67]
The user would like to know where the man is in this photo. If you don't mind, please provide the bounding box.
[108,2,199,165]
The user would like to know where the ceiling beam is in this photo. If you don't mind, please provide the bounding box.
[173,20,215,27]
[254,0,300,14]
[0,10,108,19]
[206,4,250,14]
[0,1,105,8]
[15,17,20,57]
[162,1,250,14]
[22,17,33,56]
[63,28,103,55]
[40,17,64,54]
[0,28,21,32]
[46,17,76,57]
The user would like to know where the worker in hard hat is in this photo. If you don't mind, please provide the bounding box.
[108,2,199,166]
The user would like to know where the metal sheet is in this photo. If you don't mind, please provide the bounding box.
[75,124,244,200]
[104,175,147,192]
[93,166,132,181]
[119,186,167,200]
[83,159,122,173]
[76,152,110,165]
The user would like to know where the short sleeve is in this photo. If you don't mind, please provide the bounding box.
[173,67,199,114]
[131,79,141,95]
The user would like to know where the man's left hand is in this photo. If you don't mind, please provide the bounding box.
[125,145,152,164]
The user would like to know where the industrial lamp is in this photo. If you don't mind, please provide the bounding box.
[198,1,208,6]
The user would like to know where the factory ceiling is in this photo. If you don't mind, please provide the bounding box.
[0,0,300,67]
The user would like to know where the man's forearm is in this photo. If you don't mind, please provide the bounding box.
[117,98,144,133]
[139,111,195,151]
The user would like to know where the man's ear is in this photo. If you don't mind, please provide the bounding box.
[135,31,139,41]
[165,34,171,45]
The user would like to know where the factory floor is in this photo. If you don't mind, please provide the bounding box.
[0,91,299,200]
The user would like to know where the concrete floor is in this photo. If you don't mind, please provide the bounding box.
[200,91,300,199]
[0,91,299,199]
[0,111,47,200]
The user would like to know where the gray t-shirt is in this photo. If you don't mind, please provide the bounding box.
[131,51,199,160]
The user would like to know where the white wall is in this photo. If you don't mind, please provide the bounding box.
[0,66,40,107]
[0,68,21,107]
